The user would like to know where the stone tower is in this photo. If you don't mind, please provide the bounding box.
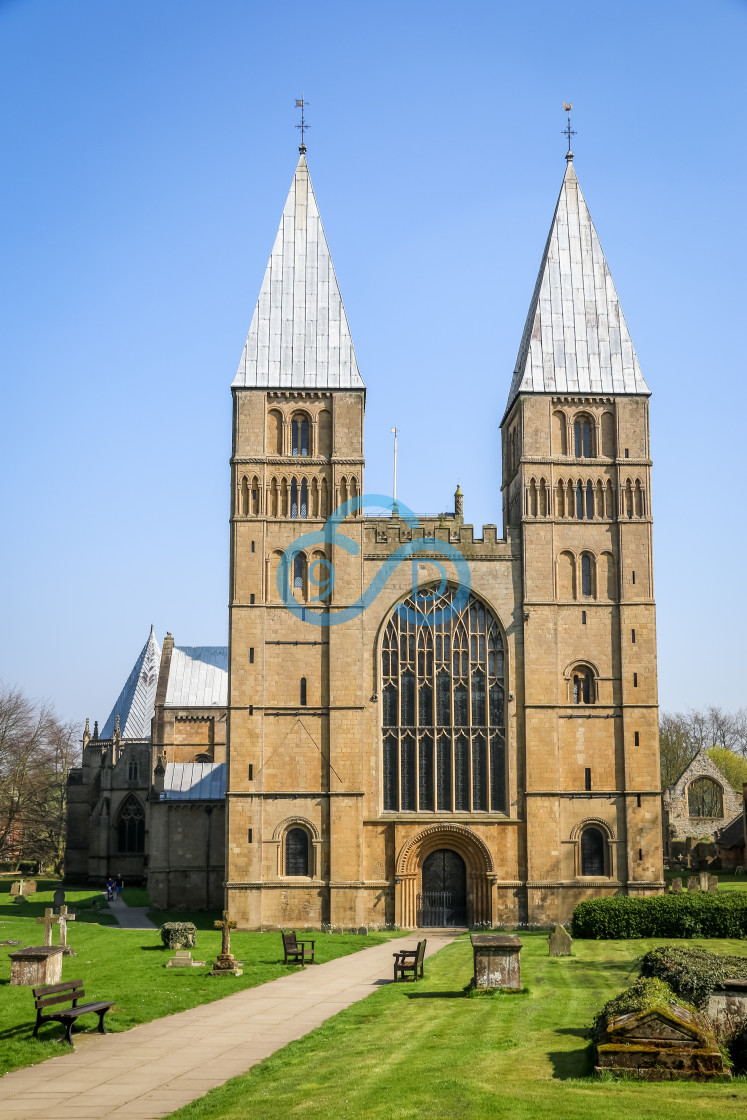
[501,155,663,913]
[226,152,367,928]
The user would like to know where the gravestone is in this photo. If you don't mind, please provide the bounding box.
[548,925,573,956]
[470,934,522,989]
[209,911,243,977]
[10,879,36,897]
[670,878,683,893]
[166,950,205,968]
[595,1002,730,1080]
[357,926,368,936]
[687,875,700,892]
[9,946,65,987]
[53,888,66,910]
[57,905,76,956]
[707,874,719,892]
[699,871,710,891]
[707,978,747,1032]
[36,908,57,947]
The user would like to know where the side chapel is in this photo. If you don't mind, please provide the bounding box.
[67,140,665,925]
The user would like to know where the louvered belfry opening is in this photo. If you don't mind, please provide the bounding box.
[382,588,506,815]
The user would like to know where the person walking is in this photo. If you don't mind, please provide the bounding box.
[106,875,115,901]
[114,873,124,901]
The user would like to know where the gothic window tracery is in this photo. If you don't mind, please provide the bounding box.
[117,795,145,854]
[381,588,506,814]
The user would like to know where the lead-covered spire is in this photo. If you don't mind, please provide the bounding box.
[506,161,649,412]
[233,154,364,391]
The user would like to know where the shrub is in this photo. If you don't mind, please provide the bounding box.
[639,945,747,1009]
[571,891,747,940]
[159,921,196,950]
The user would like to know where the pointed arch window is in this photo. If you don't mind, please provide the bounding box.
[381,588,506,814]
[117,795,145,854]
[688,778,723,818]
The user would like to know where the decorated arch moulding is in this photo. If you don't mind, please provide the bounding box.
[271,816,320,842]
[562,658,600,681]
[396,823,495,876]
[569,817,615,842]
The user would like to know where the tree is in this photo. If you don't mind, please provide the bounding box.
[659,711,698,788]
[659,705,747,790]
[0,684,80,874]
[706,746,747,795]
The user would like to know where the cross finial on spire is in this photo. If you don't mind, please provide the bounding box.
[295,97,310,153]
[562,102,576,162]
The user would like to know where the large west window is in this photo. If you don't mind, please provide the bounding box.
[382,588,506,813]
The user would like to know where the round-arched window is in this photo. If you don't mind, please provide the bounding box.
[580,827,605,876]
[381,587,506,814]
[285,828,309,875]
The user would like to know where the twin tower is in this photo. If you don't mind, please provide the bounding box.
[225,149,663,929]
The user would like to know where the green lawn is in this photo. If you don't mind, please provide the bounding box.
[0,877,116,925]
[169,932,747,1120]
[0,899,400,1077]
[664,869,747,892]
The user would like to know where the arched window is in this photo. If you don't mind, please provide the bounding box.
[555,480,566,519]
[251,476,260,515]
[117,795,145,854]
[293,553,307,596]
[240,476,249,516]
[552,410,567,456]
[557,551,575,600]
[574,415,594,458]
[688,778,724,818]
[601,411,616,458]
[267,409,283,455]
[586,480,594,519]
[572,667,595,705]
[300,479,308,519]
[292,416,310,456]
[268,549,284,600]
[290,479,298,519]
[575,481,584,519]
[285,828,309,875]
[381,588,506,814]
[270,478,279,517]
[580,553,595,598]
[581,827,605,875]
[127,760,138,782]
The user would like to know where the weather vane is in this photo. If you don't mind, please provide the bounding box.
[562,102,576,161]
[295,98,310,153]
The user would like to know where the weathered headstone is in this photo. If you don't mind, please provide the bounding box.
[208,910,243,977]
[687,875,700,892]
[670,877,683,893]
[10,879,36,897]
[707,874,719,892]
[166,950,205,968]
[699,871,710,892]
[707,978,747,1032]
[357,926,368,936]
[548,925,573,956]
[57,905,76,956]
[470,934,523,989]
[9,946,65,987]
[595,1002,730,1080]
[53,888,66,910]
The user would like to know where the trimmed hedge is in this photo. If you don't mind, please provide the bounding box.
[571,891,747,940]
[639,945,747,1009]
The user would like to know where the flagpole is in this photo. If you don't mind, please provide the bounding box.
[391,427,398,506]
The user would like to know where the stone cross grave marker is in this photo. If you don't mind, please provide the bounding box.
[548,925,573,956]
[670,877,683,893]
[209,910,242,976]
[687,875,700,892]
[10,879,36,897]
[36,908,57,947]
[58,905,76,955]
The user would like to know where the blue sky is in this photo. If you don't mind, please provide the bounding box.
[1,0,745,723]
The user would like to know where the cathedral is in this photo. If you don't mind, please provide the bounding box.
[66,140,664,926]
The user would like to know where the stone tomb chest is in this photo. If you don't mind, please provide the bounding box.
[470,935,522,989]
[9,946,65,987]
[595,1003,730,1081]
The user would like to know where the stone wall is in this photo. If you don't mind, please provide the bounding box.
[663,751,742,844]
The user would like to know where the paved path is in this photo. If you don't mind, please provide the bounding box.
[1,931,456,1119]
[105,897,156,931]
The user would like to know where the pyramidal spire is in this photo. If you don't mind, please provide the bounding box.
[100,626,162,740]
[233,154,364,391]
[506,161,649,412]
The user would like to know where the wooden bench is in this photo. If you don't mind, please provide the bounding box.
[32,979,114,1046]
[282,931,315,965]
[393,938,427,981]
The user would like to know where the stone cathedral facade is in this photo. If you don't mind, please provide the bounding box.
[67,146,665,927]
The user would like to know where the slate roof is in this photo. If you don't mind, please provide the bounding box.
[233,153,364,391]
[506,158,650,413]
[717,813,746,850]
[160,762,226,801]
[164,646,228,707]
[101,626,162,739]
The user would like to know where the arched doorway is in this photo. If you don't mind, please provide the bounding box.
[418,848,467,926]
